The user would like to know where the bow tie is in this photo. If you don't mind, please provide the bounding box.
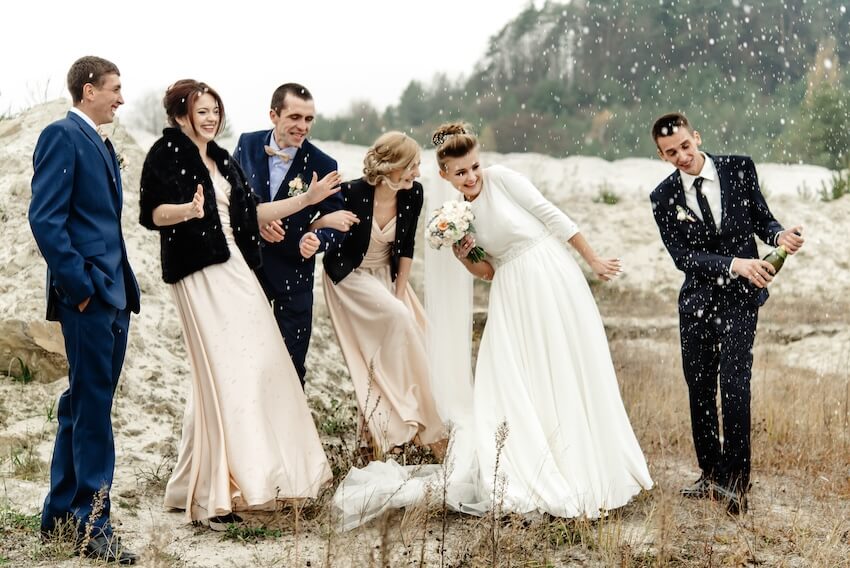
[264,145,293,163]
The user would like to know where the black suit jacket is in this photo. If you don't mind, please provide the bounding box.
[650,153,783,314]
[323,179,423,284]
[232,131,343,296]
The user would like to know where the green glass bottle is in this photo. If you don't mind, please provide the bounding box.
[762,245,788,274]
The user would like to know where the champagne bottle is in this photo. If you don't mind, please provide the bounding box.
[762,244,788,274]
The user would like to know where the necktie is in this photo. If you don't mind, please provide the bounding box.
[693,177,716,232]
[264,145,292,163]
[104,137,116,157]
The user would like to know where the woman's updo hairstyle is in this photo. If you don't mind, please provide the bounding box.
[432,122,478,170]
[363,131,421,186]
[162,79,226,137]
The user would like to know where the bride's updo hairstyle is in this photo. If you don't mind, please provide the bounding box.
[432,122,478,171]
[363,131,421,187]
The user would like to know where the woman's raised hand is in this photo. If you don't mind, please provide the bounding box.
[189,184,205,219]
[304,171,342,205]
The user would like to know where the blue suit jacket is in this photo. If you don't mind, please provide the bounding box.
[29,111,140,320]
[233,130,343,296]
[650,154,783,314]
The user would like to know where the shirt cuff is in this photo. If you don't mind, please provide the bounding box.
[728,259,739,279]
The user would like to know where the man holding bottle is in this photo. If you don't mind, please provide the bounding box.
[649,112,804,515]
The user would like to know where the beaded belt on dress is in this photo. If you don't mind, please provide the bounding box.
[493,231,554,267]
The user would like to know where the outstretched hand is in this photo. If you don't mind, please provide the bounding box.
[317,210,360,232]
[304,171,342,205]
[589,257,622,281]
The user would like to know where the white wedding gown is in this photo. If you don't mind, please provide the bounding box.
[333,165,652,530]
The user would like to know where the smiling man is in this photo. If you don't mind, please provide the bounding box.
[233,83,344,386]
[29,55,140,564]
[649,112,804,516]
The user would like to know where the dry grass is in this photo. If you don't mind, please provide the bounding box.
[1,292,848,566]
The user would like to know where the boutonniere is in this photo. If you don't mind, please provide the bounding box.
[676,205,696,222]
[116,152,128,172]
[288,175,308,197]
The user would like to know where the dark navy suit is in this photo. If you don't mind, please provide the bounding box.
[651,153,783,491]
[29,110,140,536]
[233,131,343,383]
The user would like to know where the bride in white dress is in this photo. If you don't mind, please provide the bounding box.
[333,123,652,529]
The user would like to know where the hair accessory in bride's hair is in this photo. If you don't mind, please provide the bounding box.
[432,127,467,148]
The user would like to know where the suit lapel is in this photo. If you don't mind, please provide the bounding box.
[255,131,273,202]
[672,169,721,233]
[670,171,695,216]
[277,141,312,202]
[68,112,121,205]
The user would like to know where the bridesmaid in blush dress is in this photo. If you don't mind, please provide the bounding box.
[312,132,445,458]
[139,80,339,530]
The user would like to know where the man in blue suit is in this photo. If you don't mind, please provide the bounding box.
[650,112,804,515]
[233,83,345,385]
[29,56,140,564]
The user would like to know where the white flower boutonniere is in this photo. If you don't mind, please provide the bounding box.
[676,205,696,222]
[288,175,308,197]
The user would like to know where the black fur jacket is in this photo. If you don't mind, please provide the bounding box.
[139,128,262,283]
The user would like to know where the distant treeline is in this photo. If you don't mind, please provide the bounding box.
[312,0,850,169]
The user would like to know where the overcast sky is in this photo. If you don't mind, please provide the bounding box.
[2,0,539,132]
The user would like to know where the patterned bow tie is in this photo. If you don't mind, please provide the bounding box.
[264,145,293,163]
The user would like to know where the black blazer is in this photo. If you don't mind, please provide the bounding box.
[650,153,783,314]
[139,128,262,283]
[323,179,423,284]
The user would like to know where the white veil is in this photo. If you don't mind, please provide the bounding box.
[422,180,488,516]
[423,179,474,424]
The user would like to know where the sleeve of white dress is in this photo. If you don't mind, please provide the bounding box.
[491,165,579,240]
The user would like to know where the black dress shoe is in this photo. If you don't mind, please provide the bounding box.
[710,482,749,515]
[207,512,243,532]
[80,534,138,565]
[680,475,713,499]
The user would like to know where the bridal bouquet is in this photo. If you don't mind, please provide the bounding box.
[426,200,487,262]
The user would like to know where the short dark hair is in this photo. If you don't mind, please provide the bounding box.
[270,83,313,114]
[651,112,694,143]
[67,56,120,104]
[162,79,226,137]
